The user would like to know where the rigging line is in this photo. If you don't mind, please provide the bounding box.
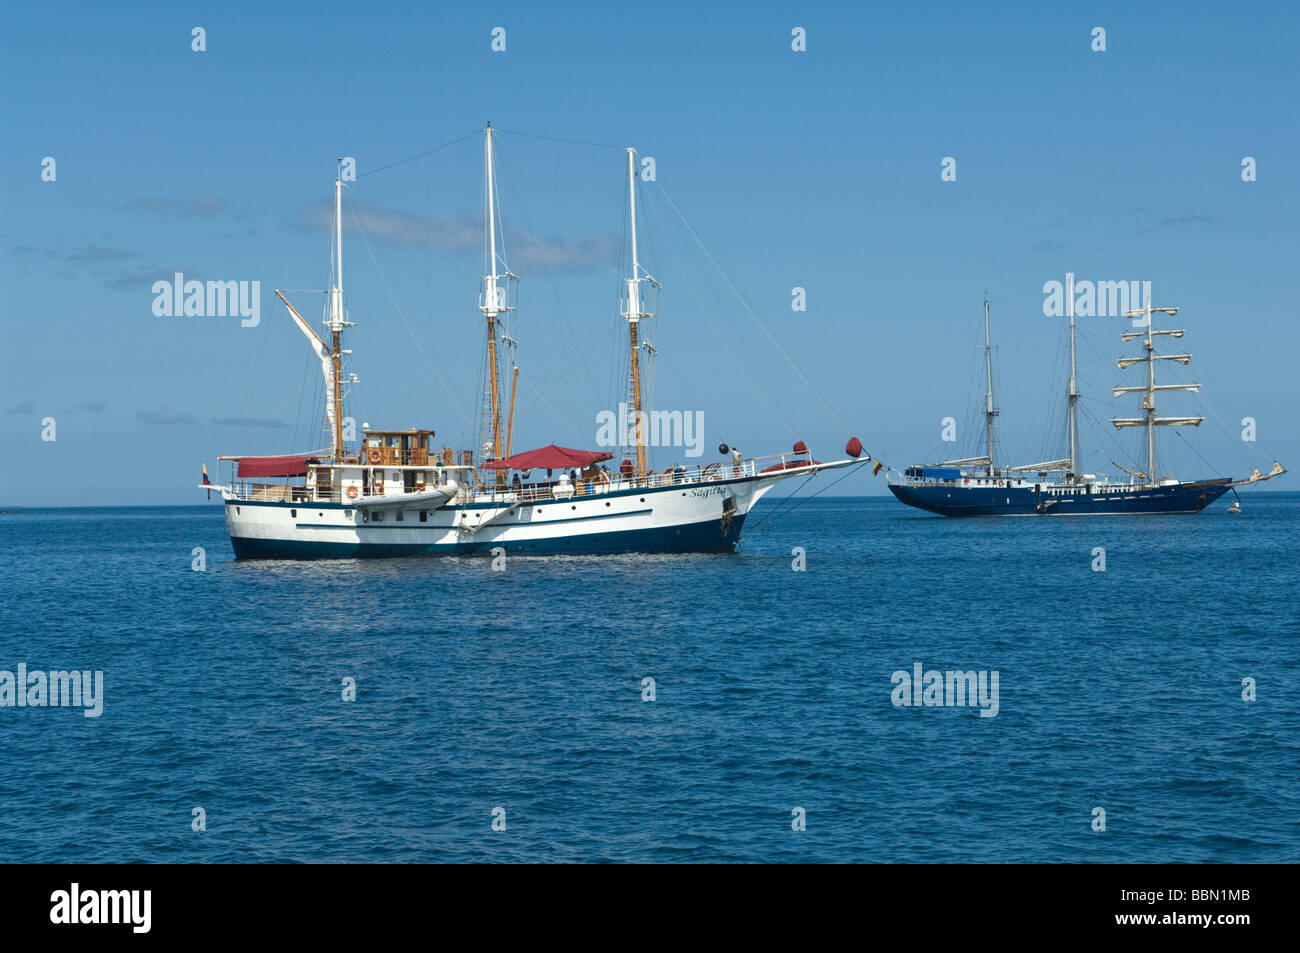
[514,368,589,446]
[644,185,800,436]
[650,193,799,437]
[644,186,793,426]
[1077,403,1140,470]
[1170,427,1224,478]
[744,465,863,540]
[495,128,624,150]
[656,348,732,445]
[1181,353,1283,467]
[291,348,310,451]
[741,473,819,536]
[492,143,604,407]
[345,191,474,428]
[654,183,854,436]
[357,130,479,179]
[240,284,277,429]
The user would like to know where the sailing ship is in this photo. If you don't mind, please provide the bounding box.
[889,272,1284,516]
[202,127,865,557]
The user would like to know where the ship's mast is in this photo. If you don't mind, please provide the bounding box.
[1113,291,1200,483]
[1066,269,1081,479]
[479,124,511,481]
[326,161,351,463]
[621,147,658,481]
[983,294,997,474]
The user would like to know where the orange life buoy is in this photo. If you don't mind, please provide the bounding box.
[374,479,384,495]
[367,448,382,465]
[346,486,358,499]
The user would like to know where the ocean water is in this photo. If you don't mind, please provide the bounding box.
[1,494,1297,863]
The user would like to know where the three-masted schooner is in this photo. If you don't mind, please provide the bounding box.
[202,127,865,557]
[889,271,1284,516]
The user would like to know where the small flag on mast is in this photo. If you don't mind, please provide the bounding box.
[872,460,883,476]
[202,462,211,499]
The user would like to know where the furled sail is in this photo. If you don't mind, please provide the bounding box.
[1004,458,1072,472]
[1110,416,1205,429]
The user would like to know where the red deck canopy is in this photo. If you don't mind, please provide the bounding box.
[481,445,613,471]
[236,454,318,478]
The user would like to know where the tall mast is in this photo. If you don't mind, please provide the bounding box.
[1114,294,1200,483]
[480,124,505,477]
[621,147,657,481]
[1143,286,1157,481]
[326,161,349,463]
[1066,269,1081,478]
[983,294,997,474]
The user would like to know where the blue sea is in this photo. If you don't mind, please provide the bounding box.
[2,494,1297,863]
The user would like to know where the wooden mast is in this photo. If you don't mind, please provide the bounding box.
[621,147,657,481]
[328,165,349,463]
[481,125,505,484]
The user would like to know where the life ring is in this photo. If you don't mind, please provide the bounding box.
[367,448,382,465]
[374,479,384,495]
[346,486,358,500]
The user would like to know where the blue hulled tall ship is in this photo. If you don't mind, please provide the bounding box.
[890,273,1284,517]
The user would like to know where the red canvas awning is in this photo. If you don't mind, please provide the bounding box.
[236,454,318,478]
[481,445,613,471]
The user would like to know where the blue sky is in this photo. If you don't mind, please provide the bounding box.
[2,1,1296,505]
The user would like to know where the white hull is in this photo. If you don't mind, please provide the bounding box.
[222,469,810,558]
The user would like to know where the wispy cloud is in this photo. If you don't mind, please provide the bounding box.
[211,416,288,428]
[137,406,196,425]
[64,245,138,264]
[129,195,224,216]
[5,400,35,415]
[1155,213,1220,228]
[66,401,107,414]
[299,199,618,274]
[106,265,197,290]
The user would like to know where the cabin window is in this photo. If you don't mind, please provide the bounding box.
[419,511,428,522]
[290,509,297,518]
[373,512,383,522]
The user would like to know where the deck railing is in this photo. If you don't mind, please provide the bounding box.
[229,450,821,506]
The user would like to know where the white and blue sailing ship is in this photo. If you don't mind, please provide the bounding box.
[202,128,865,557]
